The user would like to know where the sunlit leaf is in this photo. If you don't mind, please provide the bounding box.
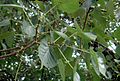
[73,72,80,81]
[52,0,79,13]
[84,32,97,41]
[55,31,70,41]
[90,49,100,76]
[90,65,101,81]
[98,56,107,78]
[21,20,35,38]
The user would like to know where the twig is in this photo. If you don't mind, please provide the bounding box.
[35,20,41,42]
[23,8,34,26]
[0,4,23,8]
[0,52,17,60]
[15,59,22,81]
[58,48,73,69]
[65,44,89,54]
[0,47,20,52]
[83,8,91,30]
[0,4,56,60]
[44,5,56,16]
[0,40,36,60]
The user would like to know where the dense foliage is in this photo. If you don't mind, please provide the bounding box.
[0,0,120,81]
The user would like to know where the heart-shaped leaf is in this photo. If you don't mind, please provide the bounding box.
[38,38,57,68]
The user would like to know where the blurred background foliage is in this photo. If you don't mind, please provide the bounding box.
[0,0,120,81]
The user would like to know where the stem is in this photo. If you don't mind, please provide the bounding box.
[15,59,22,81]
[44,5,56,16]
[0,4,23,8]
[83,8,91,30]
[58,48,73,69]
[65,44,89,54]
[23,8,34,26]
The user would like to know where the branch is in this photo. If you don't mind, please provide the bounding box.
[0,3,56,60]
[0,47,20,52]
[0,52,17,60]
[0,40,36,60]
[83,8,91,30]
[0,28,39,60]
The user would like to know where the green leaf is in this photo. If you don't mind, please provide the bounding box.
[67,27,77,34]
[84,53,91,70]
[78,68,86,81]
[21,20,35,38]
[38,38,57,68]
[115,45,120,59]
[98,0,105,8]
[73,72,80,81]
[63,47,73,60]
[90,65,101,81]
[0,31,14,41]
[71,7,85,18]
[51,31,64,44]
[98,56,107,78]
[0,19,10,27]
[52,47,63,59]
[97,35,108,46]
[58,59,65,81]
[92,9,107,28]
[90,49,100,76]
[113,27,120,41]
[73,60,80,81]
[65,63,73,77]
[34,1,45,11]
[84,32,97,41]
[5,33,14,47]
[55,31,70,41]
[106,0,114,18]
[74,21,89,40]
[67,22,91,49]
[52,0,79,13]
